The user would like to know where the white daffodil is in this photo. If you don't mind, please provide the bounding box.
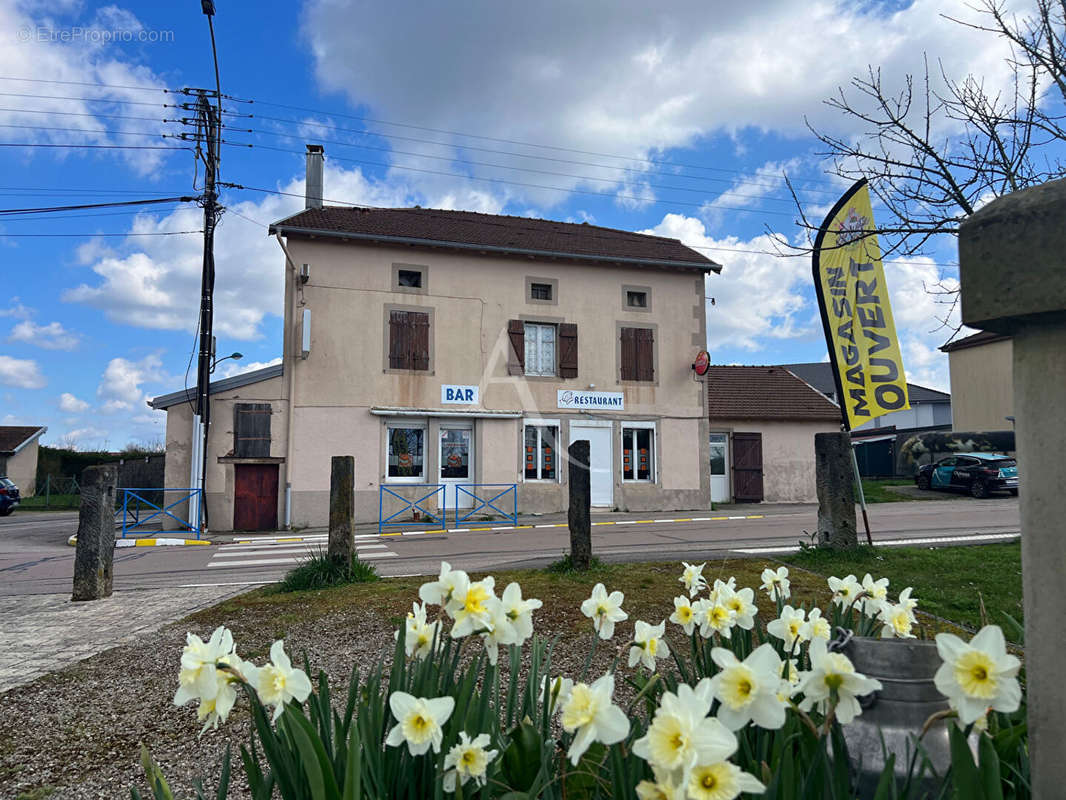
[776,659,800,704]
[247,640,314,722]
[174,626,237,708]
[879,602,917,639]
[580,583,628,640]
[898,586,918,612]
[828,574,863,609]
[560,673,630,765]
[802,607,831,641]
[766,605,808,651]
[670,595,698,635]
[442,731,498,793]
[635,765,688,800]
[708,644,787,731]
[629,620,670,672]
[397,601,441,660]
[680,562,709,597]
[195,651,244,733]
[687,760,766,800]
[708,577,737,604]
[419,562,468,608]
[542,675,574,715]
[448,575,497,637]
[934,625,1021,725]
[720,585,758,631]
[499,582,542,643]
[479,596,516,666]
[385,692,456,756]
[859,573,890,617]
[633,679,731,775]
[759,566,791,601]
[694,597,737,639]
[798,639,882,724]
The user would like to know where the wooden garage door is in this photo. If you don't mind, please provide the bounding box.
[732,432,764,503]
[234,464,279,531]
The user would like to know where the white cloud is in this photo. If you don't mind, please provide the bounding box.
[58,426,110,451]
[641,213,814,353]
[218,357,282,379]
[0,355,45,388]
[301,0,1020,207]
[96,353,166,413]
[8,319,79,350]
[0,299,32,319]
[57,391,89,412]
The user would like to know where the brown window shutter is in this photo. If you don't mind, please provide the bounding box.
[620,327,637,381]
[507,319,525,375]
[389,310,409,369]
[559,322,578,378]
[636,327,655,381]
[410,311,430,371]
[234,403,272,458]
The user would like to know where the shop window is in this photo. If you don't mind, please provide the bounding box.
[387,426,425,479]
[524,425,558,480]
[620,326,655,381]
[622,426,654,481]
[524,322,556,376]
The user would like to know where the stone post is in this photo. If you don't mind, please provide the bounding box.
[957,177,1066,799]
[815,432,857,549]
[72,464,118,601]
[567,440,592,570]
[328,456,355,565]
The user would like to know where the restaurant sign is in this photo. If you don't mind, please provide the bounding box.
[557,390,624,410]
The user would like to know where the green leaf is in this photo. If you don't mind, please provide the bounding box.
[501,720,543,793]
[283,704,343,800]
[872,753,897,800]
[216,743,231,800]
[341,720,362,800]
[139,743,174,800]
[949,724,986,800]
[978,732,1004,800]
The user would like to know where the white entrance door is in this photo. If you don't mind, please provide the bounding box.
[570,423,614,507]
[709,433,729,503]
[439,425,473,511]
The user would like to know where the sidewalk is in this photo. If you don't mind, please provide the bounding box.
[0,585,253,693]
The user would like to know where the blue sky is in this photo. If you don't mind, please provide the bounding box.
[0,0,1031,449]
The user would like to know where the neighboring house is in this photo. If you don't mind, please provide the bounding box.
[940,330,1014,432]
[782,362,952,433]
[706,366,841,503]
[151,146,719,530]
[0,426,47,496]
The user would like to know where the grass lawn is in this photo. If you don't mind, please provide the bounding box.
[784,542,1023,638]
[859,477,921,502]
[14,493,80,511]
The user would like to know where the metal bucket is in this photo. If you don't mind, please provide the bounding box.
[840,636,957,797]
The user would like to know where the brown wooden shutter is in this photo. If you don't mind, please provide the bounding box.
[732,432,764,502]
[410,311,430,371]
[389,310,409,369]
[559,322,578,378]
[507,319,525,375]
[234,403,272,458]
[620,327,637,380]
[635,327,655,381]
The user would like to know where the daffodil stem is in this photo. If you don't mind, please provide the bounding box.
[626,673,660,712]
[579,630,599,683]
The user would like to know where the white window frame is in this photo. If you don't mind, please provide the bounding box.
[384,420,428,484]
[620,420,657,483]
[523,419,561,482]
[524,322,557,377]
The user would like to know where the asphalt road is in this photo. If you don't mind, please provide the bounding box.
[0,497,1021,596]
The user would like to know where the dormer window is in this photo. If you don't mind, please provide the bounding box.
[530,282,552,301]
[398,269,422,288]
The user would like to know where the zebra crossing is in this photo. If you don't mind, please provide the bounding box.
[206,534,396,571]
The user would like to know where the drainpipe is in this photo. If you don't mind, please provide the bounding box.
[275,232,300,528]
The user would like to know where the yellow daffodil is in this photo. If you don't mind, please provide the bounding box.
[448,575,497,637]
[934,625,1021,724]
[247,640,313,722]
[719,585,758,631]
[419,561,468,608]
[708,644,787,730]
[629,620,670,672]
[561,673,630,765]
[670,595,697,635]
[580,582,628,640]
[385,691,456,755]
[174,625,236,708]
[766,605,808,650]
[687,760,766,800]
[694,598,736,639]
[442,731,498,793]
[879,602,917,639]
[633,679,731,774]
[802,607,831,641]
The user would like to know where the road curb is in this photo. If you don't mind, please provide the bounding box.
[66,535,212,547]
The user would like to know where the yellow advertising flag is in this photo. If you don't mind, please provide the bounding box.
[813,179,910,430]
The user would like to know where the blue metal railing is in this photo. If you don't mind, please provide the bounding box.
[379,484,446,533]
[455,483,517,526]
[116,487,203,538]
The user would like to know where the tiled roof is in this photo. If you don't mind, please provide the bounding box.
[939,329,1011,352]
[0,426,46,455]
[269,206,720,272]
[706,366,842,421]
[781,362,951,404]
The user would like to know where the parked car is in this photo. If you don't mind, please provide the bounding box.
[0,477,20,515]
[915,453,1018,498]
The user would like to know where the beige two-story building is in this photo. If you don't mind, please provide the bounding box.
[152,162,719,531]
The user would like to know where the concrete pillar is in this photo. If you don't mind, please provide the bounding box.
[958,177,1066,799]
[72,464,117,601]
[567,440,591,570]
[328,456,355,564]
[815,432,857,549]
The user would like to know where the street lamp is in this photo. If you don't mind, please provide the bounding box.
[210,351,243,373]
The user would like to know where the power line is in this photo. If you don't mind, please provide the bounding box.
[0,142,187,151]
[0,230,202,237]
[0,197,195,215]
[0,75,168,93]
